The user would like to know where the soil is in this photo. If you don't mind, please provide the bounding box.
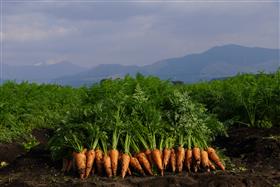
[0,127,279,187]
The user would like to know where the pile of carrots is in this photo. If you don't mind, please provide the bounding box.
[49,76,226,179]
[62,145,225,179]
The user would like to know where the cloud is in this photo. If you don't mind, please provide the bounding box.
[3,25,75,42]
[2,1,279,67]
[3,13,78,42]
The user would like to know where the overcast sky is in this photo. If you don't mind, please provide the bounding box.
[1,0,279,67]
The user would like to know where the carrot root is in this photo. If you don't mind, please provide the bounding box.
[207,147,225,171]
[110,149,119,177]
[104,155,113,177]
[152,149,164,176]
[85,149,95,178]
[121,153,130,178]
[184,149,192,172]
[130,156,145,176]
[73,149,87,179]
[201,150,210,172]
[95,149,104,176]
[144,149,153,166]
[163,148,171,170]
[193,147,201,172]
[170,148,176,173]
[137,153,153,175]
[176,146,185,173]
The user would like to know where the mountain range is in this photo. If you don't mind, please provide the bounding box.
[2,61,86,83]
[2,44,279,86]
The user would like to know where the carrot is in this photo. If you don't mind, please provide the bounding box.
[73,148,87,179]
[85,149,95,178]
[152,149,164,176]
[110,149,119,176]
[127,166,132,176]
[163,148,171,169]
[130,156,145,175]
[193,147,201,172]
[121,153,130,178]
[184,149,192,172]
[110,127,120,176]
[207,147,225,171]
[176,146,185,173]
[201,150,210,172]
[170,148,176,172]
[95,149,104,176]
[103,154,113,177]
[130,139,153,176]
[208,160,216,170]
[137,152,153,175]
[144,149,153,165]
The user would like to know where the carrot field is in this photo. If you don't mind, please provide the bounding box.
[0,71,279,186]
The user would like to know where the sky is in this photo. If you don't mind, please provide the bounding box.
[1,0,279,67]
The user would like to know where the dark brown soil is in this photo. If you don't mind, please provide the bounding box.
[0,127,279,187]
[215,127,280,171]
[0,128,52,163]
[0,143,25,163]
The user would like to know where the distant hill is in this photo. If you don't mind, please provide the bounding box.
[143,44,279,82]
[53,44,279,86]
[2,61,86,83]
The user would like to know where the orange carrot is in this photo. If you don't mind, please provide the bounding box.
[208,160,216,170]
[85,149,95,178]
[130,156,145,175]
[193,147,201,172]
[95,149,104,176]
[201,150,210,172]
[127,167,132,176]
[110,149,119,176]
[152,149,164,176]
[170,148,176,172]
[144,149,153,165]
[163,148,171,169]
[137,152,153,175]
[184,149,192,172]
[103,154,113,177]
[207,147,225,171]
[121,153,130,178]
[176,146,185,173]
[73,148,87,179]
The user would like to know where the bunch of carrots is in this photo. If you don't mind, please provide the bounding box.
[49,76,226,179]
[61,134,225,179]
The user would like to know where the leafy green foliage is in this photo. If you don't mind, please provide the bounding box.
[47,75,226,160]
[184,71,280,127]
[0,81,85,142]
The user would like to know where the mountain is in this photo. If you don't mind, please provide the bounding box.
[2,61,86,83]
[54,44,279,86]
[143,44,279,82]
[2,44,279,86]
